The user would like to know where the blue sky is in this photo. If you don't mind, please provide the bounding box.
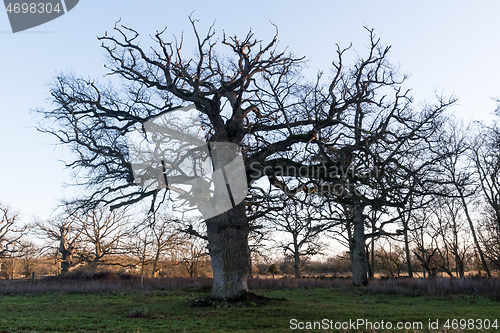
[1,1,500,221]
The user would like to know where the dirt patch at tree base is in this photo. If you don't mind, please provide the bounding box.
[187,291,286,308]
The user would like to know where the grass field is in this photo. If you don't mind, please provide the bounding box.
[0,277,498,332]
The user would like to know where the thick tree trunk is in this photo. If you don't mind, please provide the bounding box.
[365,244,373,279]
[453,231,465,278]
[370,243,374,279]
[397,207,413,278]
[460,194,491,278]
[204,202,251,300]
[457,260,465,278]
[455,252,465,278]
[293,234,301,279]
[351,200,368,286]
[60,254,72,275]
[153,252,160,278]
[59,227,73,275]
[403,226,413,278]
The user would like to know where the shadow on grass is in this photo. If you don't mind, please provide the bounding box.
[187,290,287,308]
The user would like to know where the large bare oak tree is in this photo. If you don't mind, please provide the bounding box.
[38,18,310,299]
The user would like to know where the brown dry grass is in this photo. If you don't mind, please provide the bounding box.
[2,272,500,302]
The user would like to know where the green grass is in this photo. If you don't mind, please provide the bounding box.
[0,287,498,332]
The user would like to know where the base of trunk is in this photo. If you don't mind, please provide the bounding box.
[187,291,285,308]
[351,200,368,286]
[204,202,251,300]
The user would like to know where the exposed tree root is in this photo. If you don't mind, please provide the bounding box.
[187,291,286,308]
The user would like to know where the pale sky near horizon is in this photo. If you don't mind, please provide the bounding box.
[1,1,500,222]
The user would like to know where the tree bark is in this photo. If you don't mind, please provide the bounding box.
[366,244,373,280]
[204,202,251,300]
[293,233,301,279]
[59,226,73,275]
[351,200,368,286]
[153,251,160,278]
[368,218,375,280]
[60,254,72,275]
[459,193,491,278]
[452,224,465,278]
[403,224,413,278]
[397,206,413,278]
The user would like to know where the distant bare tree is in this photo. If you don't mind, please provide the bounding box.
[436,120,491,277]
[270,194,333,278]
[375,242,405,278]
[18,241,38,278]
[471,113,500,270]
[410,206,436,278]
[430,197,471,277]
[285,28,454,286]
[76,206,130,267]
[0,204,27,259]
[34,205,84,274]
[127,226,153,277]
[149,215,180,277]
[127,213,180,277]
[478,209,500,270]
[178,236,209,278]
